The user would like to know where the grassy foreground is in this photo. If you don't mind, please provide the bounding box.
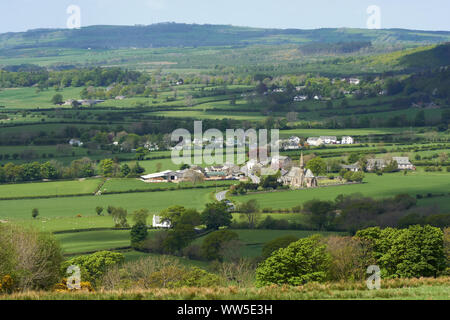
[1,277,448,300]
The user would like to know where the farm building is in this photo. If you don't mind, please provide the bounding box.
[152,215,172,229]
[341,136,354,144]
[392,157,415,170]
[141,170,178,182]
[306,137,324,146]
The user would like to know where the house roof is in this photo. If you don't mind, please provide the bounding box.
[305,169,315,178]
[141,170,174,179]
[392,157,412,165]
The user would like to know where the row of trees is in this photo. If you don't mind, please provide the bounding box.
[0,157,146,184]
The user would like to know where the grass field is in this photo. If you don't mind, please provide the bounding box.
[100,178,236,193]
[0,178,102,199]
[0,187,214,221]
[232,171,450,211]
[0,87,83,109]
[55,230,133,254]
[2,277,448,300]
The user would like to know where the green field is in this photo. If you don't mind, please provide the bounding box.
[55,230,133,254]
[0,178,102,199]
[0,87,83,109]
[100,178,236,193]
[0,187,213,221]
[279,128,412,138]
[232,171,450,211]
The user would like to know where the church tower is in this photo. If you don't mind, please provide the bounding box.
[299,152,304,169]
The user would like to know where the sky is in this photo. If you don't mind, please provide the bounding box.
[0,0,449,34]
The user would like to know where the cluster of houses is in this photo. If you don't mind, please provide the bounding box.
[141,152,319,190]
[306,135,354,146]
[343,156,415,172]
[279,135,354,150]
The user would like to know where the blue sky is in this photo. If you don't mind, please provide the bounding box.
[1,0,449,33]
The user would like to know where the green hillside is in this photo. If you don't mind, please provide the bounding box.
[1,24,449,50]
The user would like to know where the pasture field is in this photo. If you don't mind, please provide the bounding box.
[232,171,450,210]
[0,178,102,199]
[55,229,133,254]
[0,87,83,109]
[11,216,118,233]
[100,178,236,193]
[279,128,412,138]
[0,187,214,221]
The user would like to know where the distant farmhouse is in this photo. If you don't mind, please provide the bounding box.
[152,215,172,229]
[306,137,324,146]
[69,138,83,146]
[366,157,415,171]
[341,136,354,144]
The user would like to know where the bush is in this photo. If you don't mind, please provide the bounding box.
[0,224,63,291]
[355,225,446,278]
[261,235,299,260]
[255,235,331,286]
[101,256,221,290]
[62,251,124,285]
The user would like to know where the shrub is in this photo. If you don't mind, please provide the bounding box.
[62,251,124,285]
[255,235,331,286]
[101,256,221,290]
[0,224,63,291]
[261,235,299,260]
[31,208,39,219]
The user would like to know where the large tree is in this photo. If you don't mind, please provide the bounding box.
[201,202,232,230]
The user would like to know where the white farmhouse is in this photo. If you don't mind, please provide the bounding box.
[152,215,172,229]
[392,157,415,170]
[69,138,83,146]
[341,136,354,145]
[306,137,324,146]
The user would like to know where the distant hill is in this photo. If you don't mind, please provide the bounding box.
[399,43,450,69]
[0,23,449,50]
